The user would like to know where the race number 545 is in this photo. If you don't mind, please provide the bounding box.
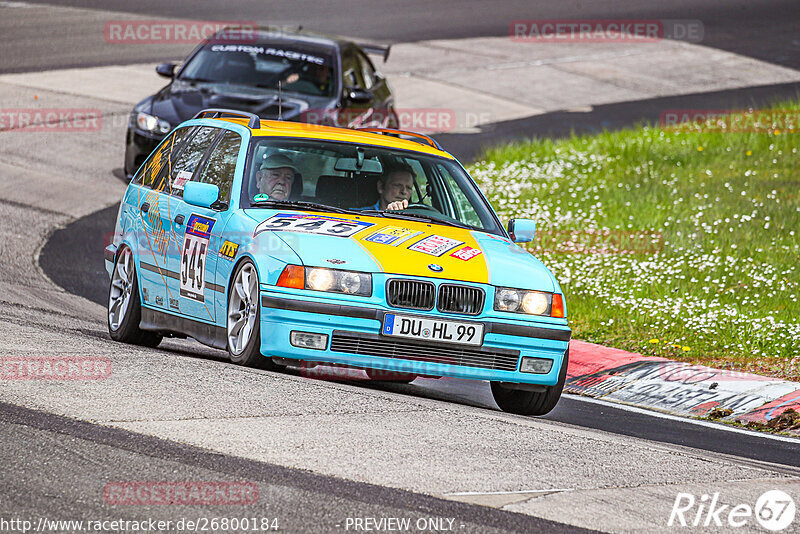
[180,214,215,302]
[181,234,207,301]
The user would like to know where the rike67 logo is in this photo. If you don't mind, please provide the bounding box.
[669,490,795,531]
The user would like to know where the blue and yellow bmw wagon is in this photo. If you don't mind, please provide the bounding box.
[105,109,571,415]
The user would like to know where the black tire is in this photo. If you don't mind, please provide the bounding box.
[365,368,417,383]
[491,348,569,416]
[107,247,162,347]
[227,261,283,371]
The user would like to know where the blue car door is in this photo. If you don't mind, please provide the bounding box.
[161,126,229,323]
[131,127,191,311]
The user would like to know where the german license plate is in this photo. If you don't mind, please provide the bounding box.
[381,313,483,346]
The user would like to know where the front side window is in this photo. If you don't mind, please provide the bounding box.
[168,126,219,197]
[134,127,192,190]
[195,131,242,204]
[242,139,503,235]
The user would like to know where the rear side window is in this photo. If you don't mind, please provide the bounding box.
[342,50,363,89]
[134,127,191,190]
[167,126,219,197]
[195,131,241,204]
[355,51,376,90]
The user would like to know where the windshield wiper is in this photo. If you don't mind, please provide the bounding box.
[251,199,356,215]
[180,76,217,84]
[359,210,474,230]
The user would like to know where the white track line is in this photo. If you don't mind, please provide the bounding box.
[567,394,800,444]
[445,488,573,496]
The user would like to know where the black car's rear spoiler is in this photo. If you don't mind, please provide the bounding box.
[193,108,261,129]
[358,43,391,62]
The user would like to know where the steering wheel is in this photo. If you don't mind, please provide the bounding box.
[404,203,437,211]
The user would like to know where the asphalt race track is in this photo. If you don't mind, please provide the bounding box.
[2,1,800,532]
[39,201,800,469]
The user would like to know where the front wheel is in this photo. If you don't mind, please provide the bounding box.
[107,246,162,347]
[491,348,569,416]
[226,261,282,370]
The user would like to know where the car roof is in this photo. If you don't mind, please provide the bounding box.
[213,117,455,159]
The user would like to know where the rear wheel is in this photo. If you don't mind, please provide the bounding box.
[491,348,569,416]
[107,246,162,347]
[227,261,282,370]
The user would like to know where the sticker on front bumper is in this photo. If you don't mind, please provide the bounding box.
[382,313,483,346]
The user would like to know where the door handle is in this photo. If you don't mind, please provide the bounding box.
[140,202,150,213]
[174,214,185,226]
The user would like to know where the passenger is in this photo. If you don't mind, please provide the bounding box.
[255,154,298,201]
[364,162,414,211]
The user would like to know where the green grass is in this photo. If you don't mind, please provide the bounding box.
[469,102,800,380]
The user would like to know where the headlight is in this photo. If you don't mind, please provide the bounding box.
[494,287,561,316]
[495,288,521,311]
[136,112,171,134]
[521,291,549,315]
[276,265,372,297]
[306,267,371,296]
[307,268,336,291]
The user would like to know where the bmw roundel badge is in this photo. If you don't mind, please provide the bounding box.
[428,264,444,272]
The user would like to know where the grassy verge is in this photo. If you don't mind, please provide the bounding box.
[469,102,800,381]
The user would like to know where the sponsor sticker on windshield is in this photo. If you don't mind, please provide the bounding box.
[209,44,328,65]
[254,213,373,238]
[407,235,463,257]
[363,226,423,246]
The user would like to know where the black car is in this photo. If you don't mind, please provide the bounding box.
[124,28,398,176]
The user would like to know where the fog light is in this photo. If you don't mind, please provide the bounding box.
[290,331,328,350]
[520,357,553,374]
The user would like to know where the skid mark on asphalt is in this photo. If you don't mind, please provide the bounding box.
[441,488,574,508]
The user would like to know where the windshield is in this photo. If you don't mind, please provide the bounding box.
[242,139,504,235]
[179,43,335,97]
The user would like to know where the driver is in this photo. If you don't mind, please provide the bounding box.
[365,162,414,211]
[256,154,298,201]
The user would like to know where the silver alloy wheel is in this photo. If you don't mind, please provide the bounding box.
[228,263,258,355]
[108,247,133,331]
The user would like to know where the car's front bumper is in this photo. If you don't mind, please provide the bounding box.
[260,289,570,385]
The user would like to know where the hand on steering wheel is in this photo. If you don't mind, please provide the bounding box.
[385,199,409,210]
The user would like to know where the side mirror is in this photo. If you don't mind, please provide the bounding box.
[155,62,177,78]
[183,182,219,209]
[346,87,373,104]
[508,218,536,243]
